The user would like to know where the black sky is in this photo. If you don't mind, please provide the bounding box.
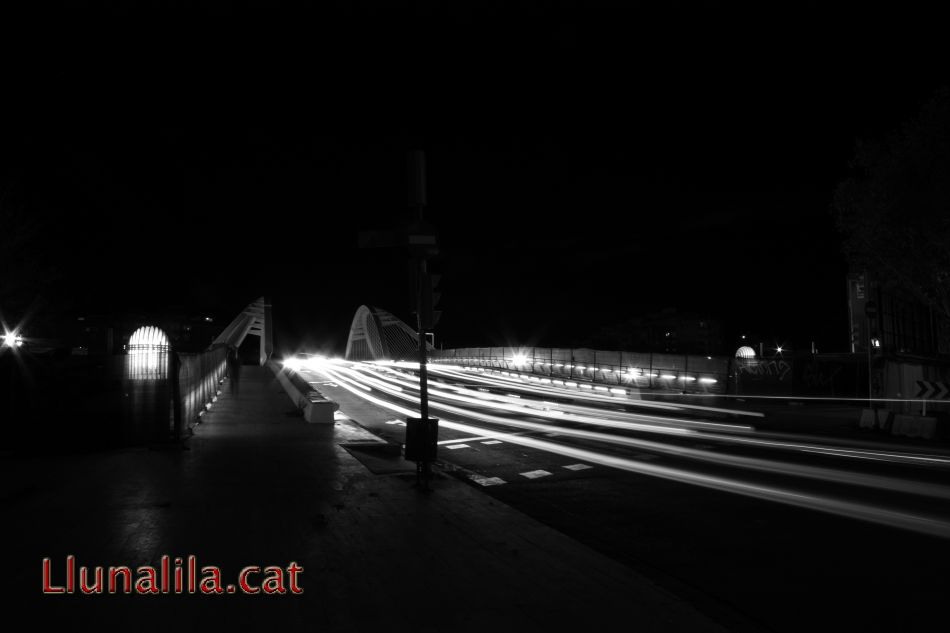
[2,3,948,355]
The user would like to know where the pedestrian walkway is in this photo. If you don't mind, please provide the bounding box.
[2,365,725,632]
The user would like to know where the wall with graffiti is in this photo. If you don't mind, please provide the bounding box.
[731,353,866,397]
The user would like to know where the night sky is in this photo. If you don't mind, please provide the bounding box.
[2,3,948,356]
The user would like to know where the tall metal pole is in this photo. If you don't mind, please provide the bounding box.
[408,149,434,488]
[417,257,429,424]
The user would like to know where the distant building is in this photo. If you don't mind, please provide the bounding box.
[848,270,950,359]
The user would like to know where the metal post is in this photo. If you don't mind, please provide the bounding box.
[171,348,183,443]
[864,316,874,409]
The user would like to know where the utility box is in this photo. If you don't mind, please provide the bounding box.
[405,417,438,462]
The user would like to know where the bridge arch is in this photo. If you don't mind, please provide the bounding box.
[210,296,273,365]
[345,305,433,361]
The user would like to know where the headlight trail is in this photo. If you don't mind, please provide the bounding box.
[303,361,950,539]
[318,363,950,502]
[379,363,950,468]
[425,363,766,418]
[350,363,752,435]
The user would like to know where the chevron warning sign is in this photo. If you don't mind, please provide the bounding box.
[915,380,950,399]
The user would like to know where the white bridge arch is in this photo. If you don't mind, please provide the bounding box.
[345,305,433,361]
[210,296,273,365]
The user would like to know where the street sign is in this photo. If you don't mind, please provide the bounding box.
[915,380,950,399]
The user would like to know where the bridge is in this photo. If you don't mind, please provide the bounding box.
[6,298,950,633]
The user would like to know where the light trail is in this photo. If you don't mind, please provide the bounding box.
[326,364,950,502]
[304,361,950,539]
[425,364,766,418]
[353,364,752,435]
[386,363,950,468]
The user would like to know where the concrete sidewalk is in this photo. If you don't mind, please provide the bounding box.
[2,365,725,632]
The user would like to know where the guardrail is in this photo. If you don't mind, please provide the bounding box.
[430,346,729,394]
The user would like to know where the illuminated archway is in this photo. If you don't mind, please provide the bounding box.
[127,326,170,379]
[735,346,756,359]
[129,326,170,352]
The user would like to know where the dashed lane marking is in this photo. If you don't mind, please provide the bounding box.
[563,463,593,471]
[520,470,553,479]
[447,444,471,450]
[481,440,503,445]
[385,420,407,426]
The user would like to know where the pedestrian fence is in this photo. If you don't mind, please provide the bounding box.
[430,347,730,394]
[175,344,229,434]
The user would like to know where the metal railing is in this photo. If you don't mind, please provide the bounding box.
[430,346,729,394]
[175,344,229,435]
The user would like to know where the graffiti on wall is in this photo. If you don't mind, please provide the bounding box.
[737,359,793,381]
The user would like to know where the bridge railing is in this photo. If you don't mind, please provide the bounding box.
[175,344,229,434]
[430,347,730,394]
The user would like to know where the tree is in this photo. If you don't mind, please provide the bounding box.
[833,87,950,318]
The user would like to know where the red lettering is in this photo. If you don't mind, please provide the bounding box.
[42,558,65,594]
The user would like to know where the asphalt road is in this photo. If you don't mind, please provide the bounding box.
[296,359,950,633]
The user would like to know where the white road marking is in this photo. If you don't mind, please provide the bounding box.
[470,474,507,486]
[482,440,503,445]
[564,463,593,471]
[520,470,553,479]
[447,444,470,450]
[439,435,501,445]
[385,420,407,426]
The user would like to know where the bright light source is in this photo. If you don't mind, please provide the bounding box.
[283,357,303,372]
[661,374,676,380]
[306,355,330,370]
[204,316,213,322]
[512,353,528,366]
[699,378,718,384]
[609,388,627,394]
[776,346,784,353]
[679,376,696,381]
[871,338,881,348]
[735,346,756,359]
[129,326,170,353]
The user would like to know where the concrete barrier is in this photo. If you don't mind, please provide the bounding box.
[891,414,938,440]
[858,409,893,431]
[266,360,338,423]
[304,392,336,424]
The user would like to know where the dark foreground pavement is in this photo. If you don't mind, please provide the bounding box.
[1,366,723,632]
